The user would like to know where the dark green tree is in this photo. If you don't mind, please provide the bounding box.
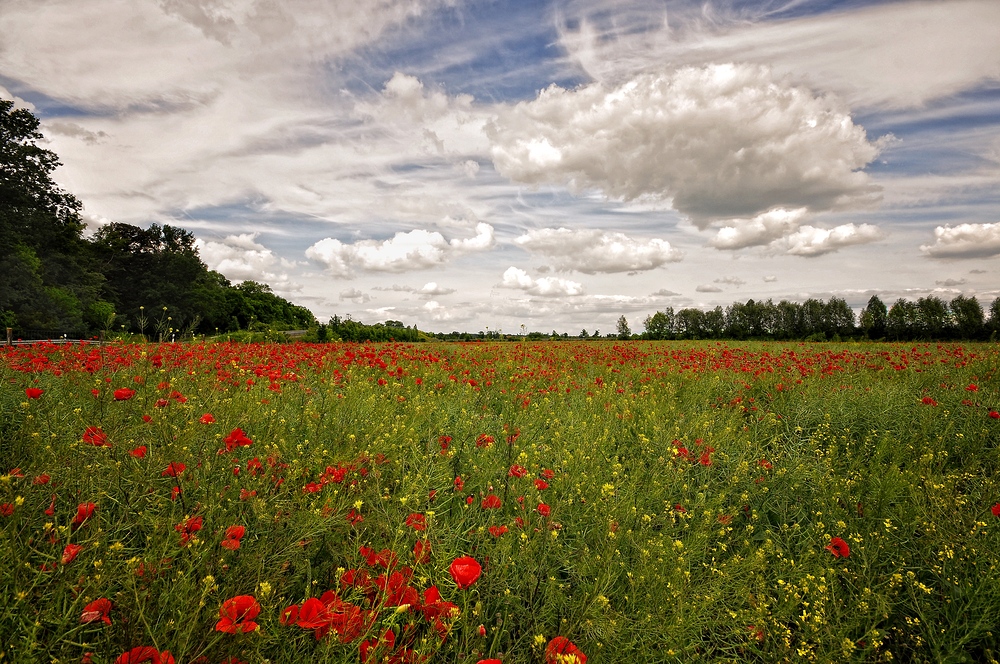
[859,295,887,339]
[1,99,104,335]
[949,295,984,340]
[887,298,917,340]
[824,297,856,339]
[616,315,632,340]
[643,309,674,340]
[915,296,949,339]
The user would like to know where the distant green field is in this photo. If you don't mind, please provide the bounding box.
[2,340,999,663]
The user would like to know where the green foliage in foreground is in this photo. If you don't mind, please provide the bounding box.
[1,340,1000,663]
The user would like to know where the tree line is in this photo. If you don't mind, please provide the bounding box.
[641,295,1000,342]
[1,99,315,339]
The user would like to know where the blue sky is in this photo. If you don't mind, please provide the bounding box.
[2,0,999,333]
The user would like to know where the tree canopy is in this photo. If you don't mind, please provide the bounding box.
[0,101,315,338]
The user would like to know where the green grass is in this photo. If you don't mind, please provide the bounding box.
[1,340,999,663]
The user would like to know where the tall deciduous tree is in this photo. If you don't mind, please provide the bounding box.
[949,295,984,340]
[1,99,104,335]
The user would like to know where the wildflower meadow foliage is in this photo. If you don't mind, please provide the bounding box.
[2,340,1000,662]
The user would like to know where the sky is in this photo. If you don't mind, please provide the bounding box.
[2,0,999,334]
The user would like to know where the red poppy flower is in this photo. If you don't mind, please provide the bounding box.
[44,494,56,516]
[221,525,246,550]
[161,462,186,477]
[991,503,1000,517]
[481,494,502,509]
[25,387,44,399]
[508,464,527,478]
[477,660,502,664]
[175,515,202,545]
[0,503,13,517]
[33,473,50,485]
[71,502,96,530]
[114,388,136,401]
[449,555,482,589]
[405,513,427,531]
[413,539,431,564]
[215,595,261,633]
[990,411,1000,420]
[536,503,551,517]
[62,543,84,564]
[475,433,494,448]
[359,628,395,663]
[453,476,464,492]
[82,427,110,447]
[534,479,549,491]
[200,413,215,424]
[223,428,253,451]
[81,597,112,625]
[113,647,174,664]
[130,446,147,458]
[488,525,508,538]
[546,636,587,664]
[921,396,938,406]
[541,468,555,479]
[825,536,850,559]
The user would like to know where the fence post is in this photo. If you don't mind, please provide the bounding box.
[6,328,11,347]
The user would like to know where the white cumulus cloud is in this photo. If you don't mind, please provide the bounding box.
[306,223,494,277]
[489,64,883,225]
[195,232,298,291]
[499,267,585,297]
[514,227,681,273]
[920,223,1000,259]
[709,208,809,249]
[784,223,883,257]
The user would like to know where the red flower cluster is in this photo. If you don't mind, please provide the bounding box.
[25,387,44,399]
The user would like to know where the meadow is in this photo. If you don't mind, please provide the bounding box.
[1,339,999,664]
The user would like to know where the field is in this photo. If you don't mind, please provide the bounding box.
[2,340,999,664]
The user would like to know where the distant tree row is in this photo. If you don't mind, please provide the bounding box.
[321,316,425,343]
[1,100,315,338]
[642,295,1000,342]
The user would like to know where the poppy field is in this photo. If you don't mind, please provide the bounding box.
[2,339,1000,663]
